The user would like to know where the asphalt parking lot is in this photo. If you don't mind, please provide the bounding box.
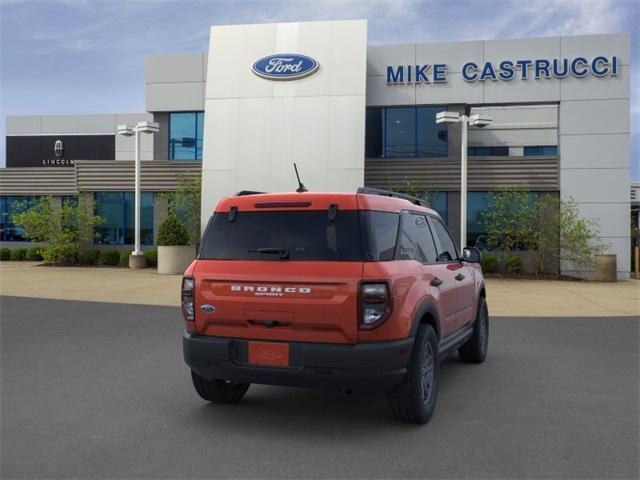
[1,296,638,479]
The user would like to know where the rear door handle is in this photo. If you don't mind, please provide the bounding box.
[455,273,465,281]
[430,277,443,287]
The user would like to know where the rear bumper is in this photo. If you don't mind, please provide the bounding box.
[183,332,414,392]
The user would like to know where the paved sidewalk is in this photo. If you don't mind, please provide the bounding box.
[1,261,638,316]
[0,262,181,307]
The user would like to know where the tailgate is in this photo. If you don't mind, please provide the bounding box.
[194,260,362,344]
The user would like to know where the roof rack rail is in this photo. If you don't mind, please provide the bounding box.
[235,190,266,196]
[356,187,427,207]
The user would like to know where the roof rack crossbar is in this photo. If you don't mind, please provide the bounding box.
[235,190,266,197]
[356,187,427,207]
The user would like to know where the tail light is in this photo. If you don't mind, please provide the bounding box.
[182,277,195,321]
[359,282,391,329]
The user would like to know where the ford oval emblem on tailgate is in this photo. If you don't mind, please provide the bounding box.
[251,53,319,80]
[201,304,215,313]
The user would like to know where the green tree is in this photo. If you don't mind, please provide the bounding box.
[11,197,103,265]
[532,195,606,274]
[480,187,536,252]
[165,174,201,246]
[556,197,605,270]
[480,189,604,276]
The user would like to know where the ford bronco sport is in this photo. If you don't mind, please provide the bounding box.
[182,187,488,423]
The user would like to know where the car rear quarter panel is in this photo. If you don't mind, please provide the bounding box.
[358,261,434,342]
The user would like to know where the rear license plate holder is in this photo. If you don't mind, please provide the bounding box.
[248,341,290,367]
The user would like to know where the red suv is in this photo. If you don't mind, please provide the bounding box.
[182,188,488,423]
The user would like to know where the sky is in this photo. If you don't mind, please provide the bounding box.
[1,0,638,178]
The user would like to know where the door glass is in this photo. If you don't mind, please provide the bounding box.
[430,217,458,262]
[396,213,437,263]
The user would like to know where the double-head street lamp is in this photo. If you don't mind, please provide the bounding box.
[116,121,159,268]
[436,111,493,250]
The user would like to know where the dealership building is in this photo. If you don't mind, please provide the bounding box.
[0,20,632,277]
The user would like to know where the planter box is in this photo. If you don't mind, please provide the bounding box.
[594,254,617,282]
[157,246,195,275]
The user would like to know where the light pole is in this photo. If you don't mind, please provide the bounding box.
[436,111,493,250]
[116,121,159,268]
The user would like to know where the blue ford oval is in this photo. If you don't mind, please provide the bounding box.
[252,54,319,80]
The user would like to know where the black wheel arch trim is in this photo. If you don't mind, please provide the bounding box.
[409,299,441,339]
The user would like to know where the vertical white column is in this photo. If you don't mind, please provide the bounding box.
[460,116,468,250]
[134,128,141,255]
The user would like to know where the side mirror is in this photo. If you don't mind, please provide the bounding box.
[462,247,481,263]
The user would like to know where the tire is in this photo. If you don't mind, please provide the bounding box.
[190,370,250,404]
[458,296,489,363]
[386,324,439,424]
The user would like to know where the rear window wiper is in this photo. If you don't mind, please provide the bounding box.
[248,247,290,260]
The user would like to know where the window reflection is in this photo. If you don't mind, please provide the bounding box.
[94,192,154,245]
[366,106,448,159]
[169,112,204,160]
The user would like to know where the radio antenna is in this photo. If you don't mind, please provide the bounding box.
[293,163,308,193]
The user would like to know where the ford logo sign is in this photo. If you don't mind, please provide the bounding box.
[252,54,319,81]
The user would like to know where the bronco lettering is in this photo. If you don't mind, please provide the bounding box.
[230,285,311,294]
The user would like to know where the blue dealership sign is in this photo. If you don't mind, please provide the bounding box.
[252,54,319,80]
[386,55,620,84]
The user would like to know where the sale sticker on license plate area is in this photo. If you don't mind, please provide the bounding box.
[248,341,290,367]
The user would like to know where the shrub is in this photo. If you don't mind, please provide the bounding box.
[144,249,158,268]
[79,249,101,266]
[98,250,120,266]
[505,253,523,274]
[10,248,28,261]
[26,247,43,261]
[0,248,10,261]
[157,214,190,246]
[481,252,500,273]
[119,250,130,267]
[44,242,78,265]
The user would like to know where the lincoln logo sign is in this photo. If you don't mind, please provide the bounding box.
[54,139,64,158]
[386,55,620,84]
[252,54,319,80]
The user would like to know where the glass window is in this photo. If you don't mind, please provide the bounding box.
[169,112,204,160]
[417,107,448,157]
[385,107,415,157]
[360,211,399,261]
[95,192,154,245]
[467,191,489,248]
[95,193,124,245]
[468,146,509,156]
[365,108,384,158]
[429,216,458,262]
[200,210,363,261]
[365,106,448,159]
[124,193,154,245]
[523,146,558,156]
[396,213,438,263]
[427,192,447,222]
[0,196,38,242]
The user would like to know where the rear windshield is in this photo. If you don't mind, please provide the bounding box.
[200,210,364,261]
